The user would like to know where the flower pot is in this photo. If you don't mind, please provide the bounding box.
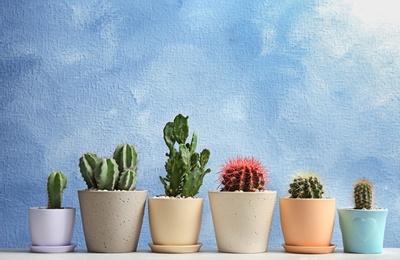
[28,207,75,246]
[279,198,336,253]
[208,190,277,253]
[78,189,147,253]
[148,197,203,252]
[338,208,388,254]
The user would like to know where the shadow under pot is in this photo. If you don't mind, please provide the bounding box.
[78,189,148,253]
[338,208,388,254]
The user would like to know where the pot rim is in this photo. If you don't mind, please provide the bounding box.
[338,207,388,211]
[149,196,203,200]
[279,197,335,201]
[29,207,75,210]
[208,190,276,193]
[78,189,148,193]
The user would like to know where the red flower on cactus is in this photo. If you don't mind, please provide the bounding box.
[219,157,269,192]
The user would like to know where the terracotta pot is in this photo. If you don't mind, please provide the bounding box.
[209,191,277,253]
[338,208,388,254]
[28,207,75,246]
[148,197,203,246]
[279,198,335,247]
[78,189,147,253]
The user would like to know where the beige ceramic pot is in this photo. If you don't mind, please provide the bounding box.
[78,189,147,253]
[148,197,203,246]
[279,198,336,247]
[209,190,277,253]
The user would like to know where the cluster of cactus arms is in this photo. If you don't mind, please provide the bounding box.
[219,157,268,192]
[47,171,67,209]
[79,144,138,191]
[160,114,211,197]
[289,174,324,198]
[354,178,373,209]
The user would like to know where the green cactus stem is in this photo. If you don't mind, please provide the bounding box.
[79,153,99,189]
[354,178,373,209]
[47,171,67,209]
[160,114,211,197]
[289,174,324,198]
[94,158,120,190]
[117,169,137,191]
[113,144,138,173]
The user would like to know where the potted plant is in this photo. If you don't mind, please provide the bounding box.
[280,173,336,254]
[148,114,211,253]
[28,171,76,253]
[78,144,148,253]
[338,178,388,254]
[208,157,277,253]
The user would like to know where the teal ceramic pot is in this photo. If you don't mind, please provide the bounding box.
[338,208,388,254]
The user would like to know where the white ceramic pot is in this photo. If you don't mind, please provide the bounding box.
[209,190,277,253]
[148,197,203,246]
[78,189,148,253]
[28,207,75,246]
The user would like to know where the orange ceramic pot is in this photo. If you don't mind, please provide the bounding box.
[279,198,336,247]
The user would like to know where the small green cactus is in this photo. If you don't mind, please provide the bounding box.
[79,144,138,191]
[354,178,373,209]
[160,114,211,197]
[47,171,67,209]
[288,173,324,198]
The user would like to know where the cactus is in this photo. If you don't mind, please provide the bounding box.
[79,144,138,191]
[160,114,211,197]
[289,174,324,198]
[354,178,373,209]
[79,153,99,189]
[47,171,67,209]
[219,157,269,192]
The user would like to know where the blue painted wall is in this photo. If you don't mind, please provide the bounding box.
[1,0,399,249]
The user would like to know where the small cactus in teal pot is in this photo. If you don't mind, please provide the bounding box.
[288,173,324,198]
[79,144,139,191]
[47,171,67,209]
[354,178,373,209]
[160,114,211,197]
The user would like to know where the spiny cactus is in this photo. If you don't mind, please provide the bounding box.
[47,171,67,209]
[79,144,138,191]
[289,173,324,198]
[219,157,269,192]
[354,178,373,209]
[160,114,211,197]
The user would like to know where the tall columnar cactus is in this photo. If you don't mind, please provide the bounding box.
[79,144,138,191]
[289,174,324,198]
[47,171,67,209]
[160,114,211,197]
[354,178,373,209]
[219,157,269,192]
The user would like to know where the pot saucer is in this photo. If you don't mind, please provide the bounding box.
[282,243,336,254]
[148,243,202,253]
[29,244,76,253]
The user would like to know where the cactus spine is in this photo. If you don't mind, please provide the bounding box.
[289,174,324,198]
[219,157,269,192]
[79,144,139,191]
[160,114,211,197]
[47,171,67,209]
[354,178,373,209]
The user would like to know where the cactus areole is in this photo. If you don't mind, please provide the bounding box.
[219,157,269,192]
[79,144,138,191]
[159,114,211,197]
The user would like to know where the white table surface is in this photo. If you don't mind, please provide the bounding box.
[1,248,400,260]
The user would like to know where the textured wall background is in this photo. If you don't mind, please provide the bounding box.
[1,0,400,249]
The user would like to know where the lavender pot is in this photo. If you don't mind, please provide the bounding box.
[28,207,75,246]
